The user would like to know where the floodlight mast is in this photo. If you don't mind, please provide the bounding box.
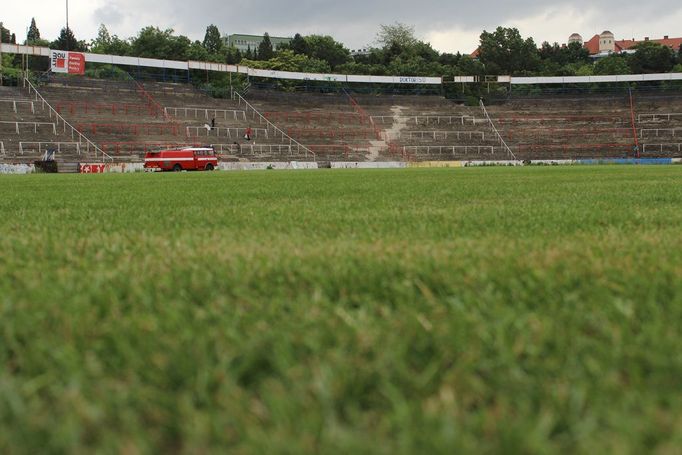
[66,0,69,51]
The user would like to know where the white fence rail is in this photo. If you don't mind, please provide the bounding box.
[642,143,682,153]
[4,43,682,86]
[19,141,82,155]
[22,76,111,162]
[0,141,4,156]
[186,126,268,139]
[0,99,35,114]
[383,130,488,141]
[212,143,296,156]
[0,121,57,135]
[640,128,682,138]
[164,106,247,121]
[370,115,482,126]
[638,113,682,123]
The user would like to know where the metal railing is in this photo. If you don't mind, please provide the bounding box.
[0,121,57,135]
[22,75,112,162]
[640,128,682,137]
[0,99,35,113]
[164,106,247,121]
[480,99,517,160]
[186,126,268,139]
[370,115,479,125]
[383,130,488,141]
[230,90,315,161]
[212,143,295,156]
[642,143,682,153]
[638,113,682,122]
[19,141,82,155]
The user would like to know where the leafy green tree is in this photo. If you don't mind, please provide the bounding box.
[454,55,484,76]
[593,54,631,75]
[188,40,210,61]
[90,25,131,55]
[26,18,40,43]
[225,46,242,64]
[290,33,309,55]
[1,22,16,44]
[202,24,224,54]
[130,27,190,60]
[375,22,418,49]
[304,35,349,69]
[478,27,540,75]
[50,27,87,51]
[336,61,388,75]
[244,45,253,60]
[628,41,674,73]
[90,24,111,53]
[257,33,274,60]
[438,52,461,66]
[241,50,330,73]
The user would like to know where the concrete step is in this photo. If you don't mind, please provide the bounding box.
[57,162,79,173]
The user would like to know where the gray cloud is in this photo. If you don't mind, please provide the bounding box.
[81,0,682,52]
[93,4,126,27]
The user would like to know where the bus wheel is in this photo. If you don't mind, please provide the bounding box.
[205,163,214,171]
[173,164,182,172]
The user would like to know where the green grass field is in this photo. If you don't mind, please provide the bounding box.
[2,166,682,453]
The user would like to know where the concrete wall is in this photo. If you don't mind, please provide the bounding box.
[0,164,35,174]
[219,162,318,170]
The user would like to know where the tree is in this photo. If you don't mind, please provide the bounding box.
[130,27,191,60]
[188,40,210,61]
[225,46,242,64]
[375,22,417,49]
[290,33,309,55]
[593,54,631,75]
[26,18,40,43]
[51,27,87,52]
[90,24,112,53]
[438,52,460,66]
[241,49,330,73]
[203,24,224,54]
[478,27,540,75]
[304,35,349,69]
[258,33,274,60]
[628,41,674,73]
[1,22,16,44]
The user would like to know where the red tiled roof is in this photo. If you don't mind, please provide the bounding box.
[616,37,682,52]
[584,34,600,55]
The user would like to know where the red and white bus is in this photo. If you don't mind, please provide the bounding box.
[144,147,218,171]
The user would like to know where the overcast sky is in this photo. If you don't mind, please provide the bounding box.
[4,1,682,54]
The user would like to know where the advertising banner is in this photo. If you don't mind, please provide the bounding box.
[50,50,85,75]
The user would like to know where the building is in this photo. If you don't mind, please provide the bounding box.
[575,31,682,58]
[350,48,371,57]
[223,34,292,53]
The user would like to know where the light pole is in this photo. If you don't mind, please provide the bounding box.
[65,0,69,51]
